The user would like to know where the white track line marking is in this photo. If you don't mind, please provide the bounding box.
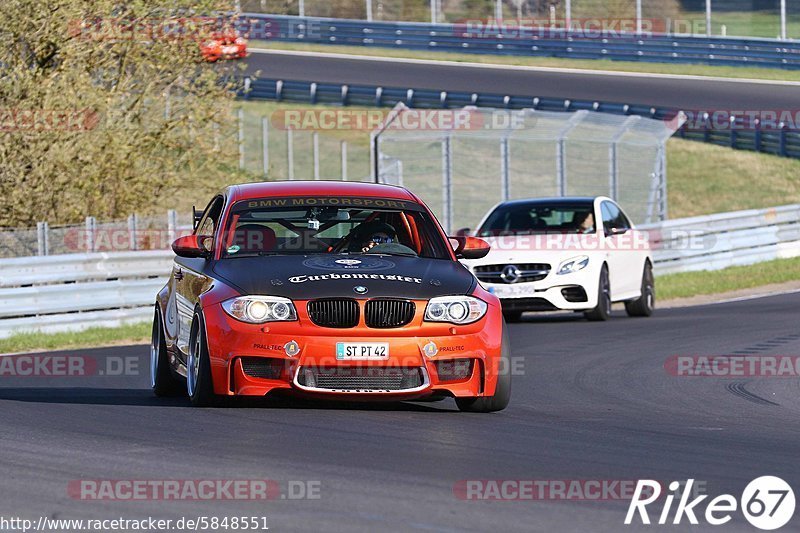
[250,47,800,86]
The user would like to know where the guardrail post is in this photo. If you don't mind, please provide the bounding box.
[341,85,349,105]
[275,80,283,101]
[500,137,510,201]
[366,0,373,21]
[238,108,245,170]
[375,87,383,107]
[341,141,348,181]
[729,116,738,149]
[441,134,453,233]
[310,82,318,104]
[243,78,251,100]
[754,120,762,152]
[262,116,270,176]
[287,128,295,180]
[85,216,96,253]
[36,222,49,256]
[780,124,788,157]
[128,214,138,251]
[313,132,320,180]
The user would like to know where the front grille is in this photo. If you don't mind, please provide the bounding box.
[307,298,359,328]
[297,366,424,391]
[240,357,286,380]
[365,299,415,328]
[474,263,551,284]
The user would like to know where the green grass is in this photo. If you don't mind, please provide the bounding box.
[252,41,800,82]
[683,10,800,40]
[667,138,800,218]
[0,322,150,355]
[657,257,800,299]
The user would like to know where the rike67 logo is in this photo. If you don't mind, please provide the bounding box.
[626,477,795,530]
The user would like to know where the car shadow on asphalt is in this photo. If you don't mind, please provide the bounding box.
[0,387,458,412]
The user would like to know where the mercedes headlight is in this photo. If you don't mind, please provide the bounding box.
[222,296,297,323]
[424,296,487,325]
[557,256,590,275]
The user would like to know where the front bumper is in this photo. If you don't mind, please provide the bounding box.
[479,267,600,311]
[202,299,504,400]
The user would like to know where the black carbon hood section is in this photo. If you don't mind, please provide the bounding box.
[211,254,476,299]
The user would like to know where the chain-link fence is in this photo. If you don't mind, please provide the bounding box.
[374,105,680,233]
[241,0,800,40]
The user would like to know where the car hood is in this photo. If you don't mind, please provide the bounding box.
[212,254,476,299]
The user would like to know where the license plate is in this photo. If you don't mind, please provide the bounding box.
[336,342,389,360]
[491,284,534,297]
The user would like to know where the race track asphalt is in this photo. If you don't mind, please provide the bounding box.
[245,50,800,111]
[2,293,799,532]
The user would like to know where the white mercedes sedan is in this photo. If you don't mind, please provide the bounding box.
[460,197,654,321]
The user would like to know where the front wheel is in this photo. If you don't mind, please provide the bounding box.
[625,262,655,317]
[585,265,611,321]
[187,311,219,407]
[456,325,512,413]
[151,306,182,397]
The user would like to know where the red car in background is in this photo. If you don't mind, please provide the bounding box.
[201,31,247,62]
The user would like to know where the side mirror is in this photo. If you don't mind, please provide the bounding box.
[450,236,491,260]
[455,227,471,237]
[172,235,212,258]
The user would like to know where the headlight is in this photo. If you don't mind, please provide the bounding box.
[424,296,487,325]
[557,255,590,275]
[222,296,297,323]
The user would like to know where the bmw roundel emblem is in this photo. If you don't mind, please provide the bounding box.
[335,259,362,266]
[354,285,368,295]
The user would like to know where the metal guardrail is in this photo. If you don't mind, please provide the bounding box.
[640,204,800,275]
[0,251,173,339]
[243,78,800,159]
[0,204,797,338]
[246,14,800,70]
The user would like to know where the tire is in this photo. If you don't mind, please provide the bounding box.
[151,306,182,397]
[187,310,219,407]
[502,310,523,323]
[456,325,512,413]
[625,262,655,317]
[585,265,611,322]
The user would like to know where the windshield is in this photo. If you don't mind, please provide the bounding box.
[219,196,451,259]
[478,202,596,236]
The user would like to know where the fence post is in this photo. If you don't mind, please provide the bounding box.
[441,134,453,233]
[167,210,177,245]
[555,110,587,197]
[128,214,138,251]
[287,128,295,180]
[238,108,245,170]
[262,116,270,177]
[341,141,348,181]
[781,0,787,40]
[313,132,320,180]
[500,137,510,201]
[36,222,49,256]
[635,0,642,35]
[85,216,96,253]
